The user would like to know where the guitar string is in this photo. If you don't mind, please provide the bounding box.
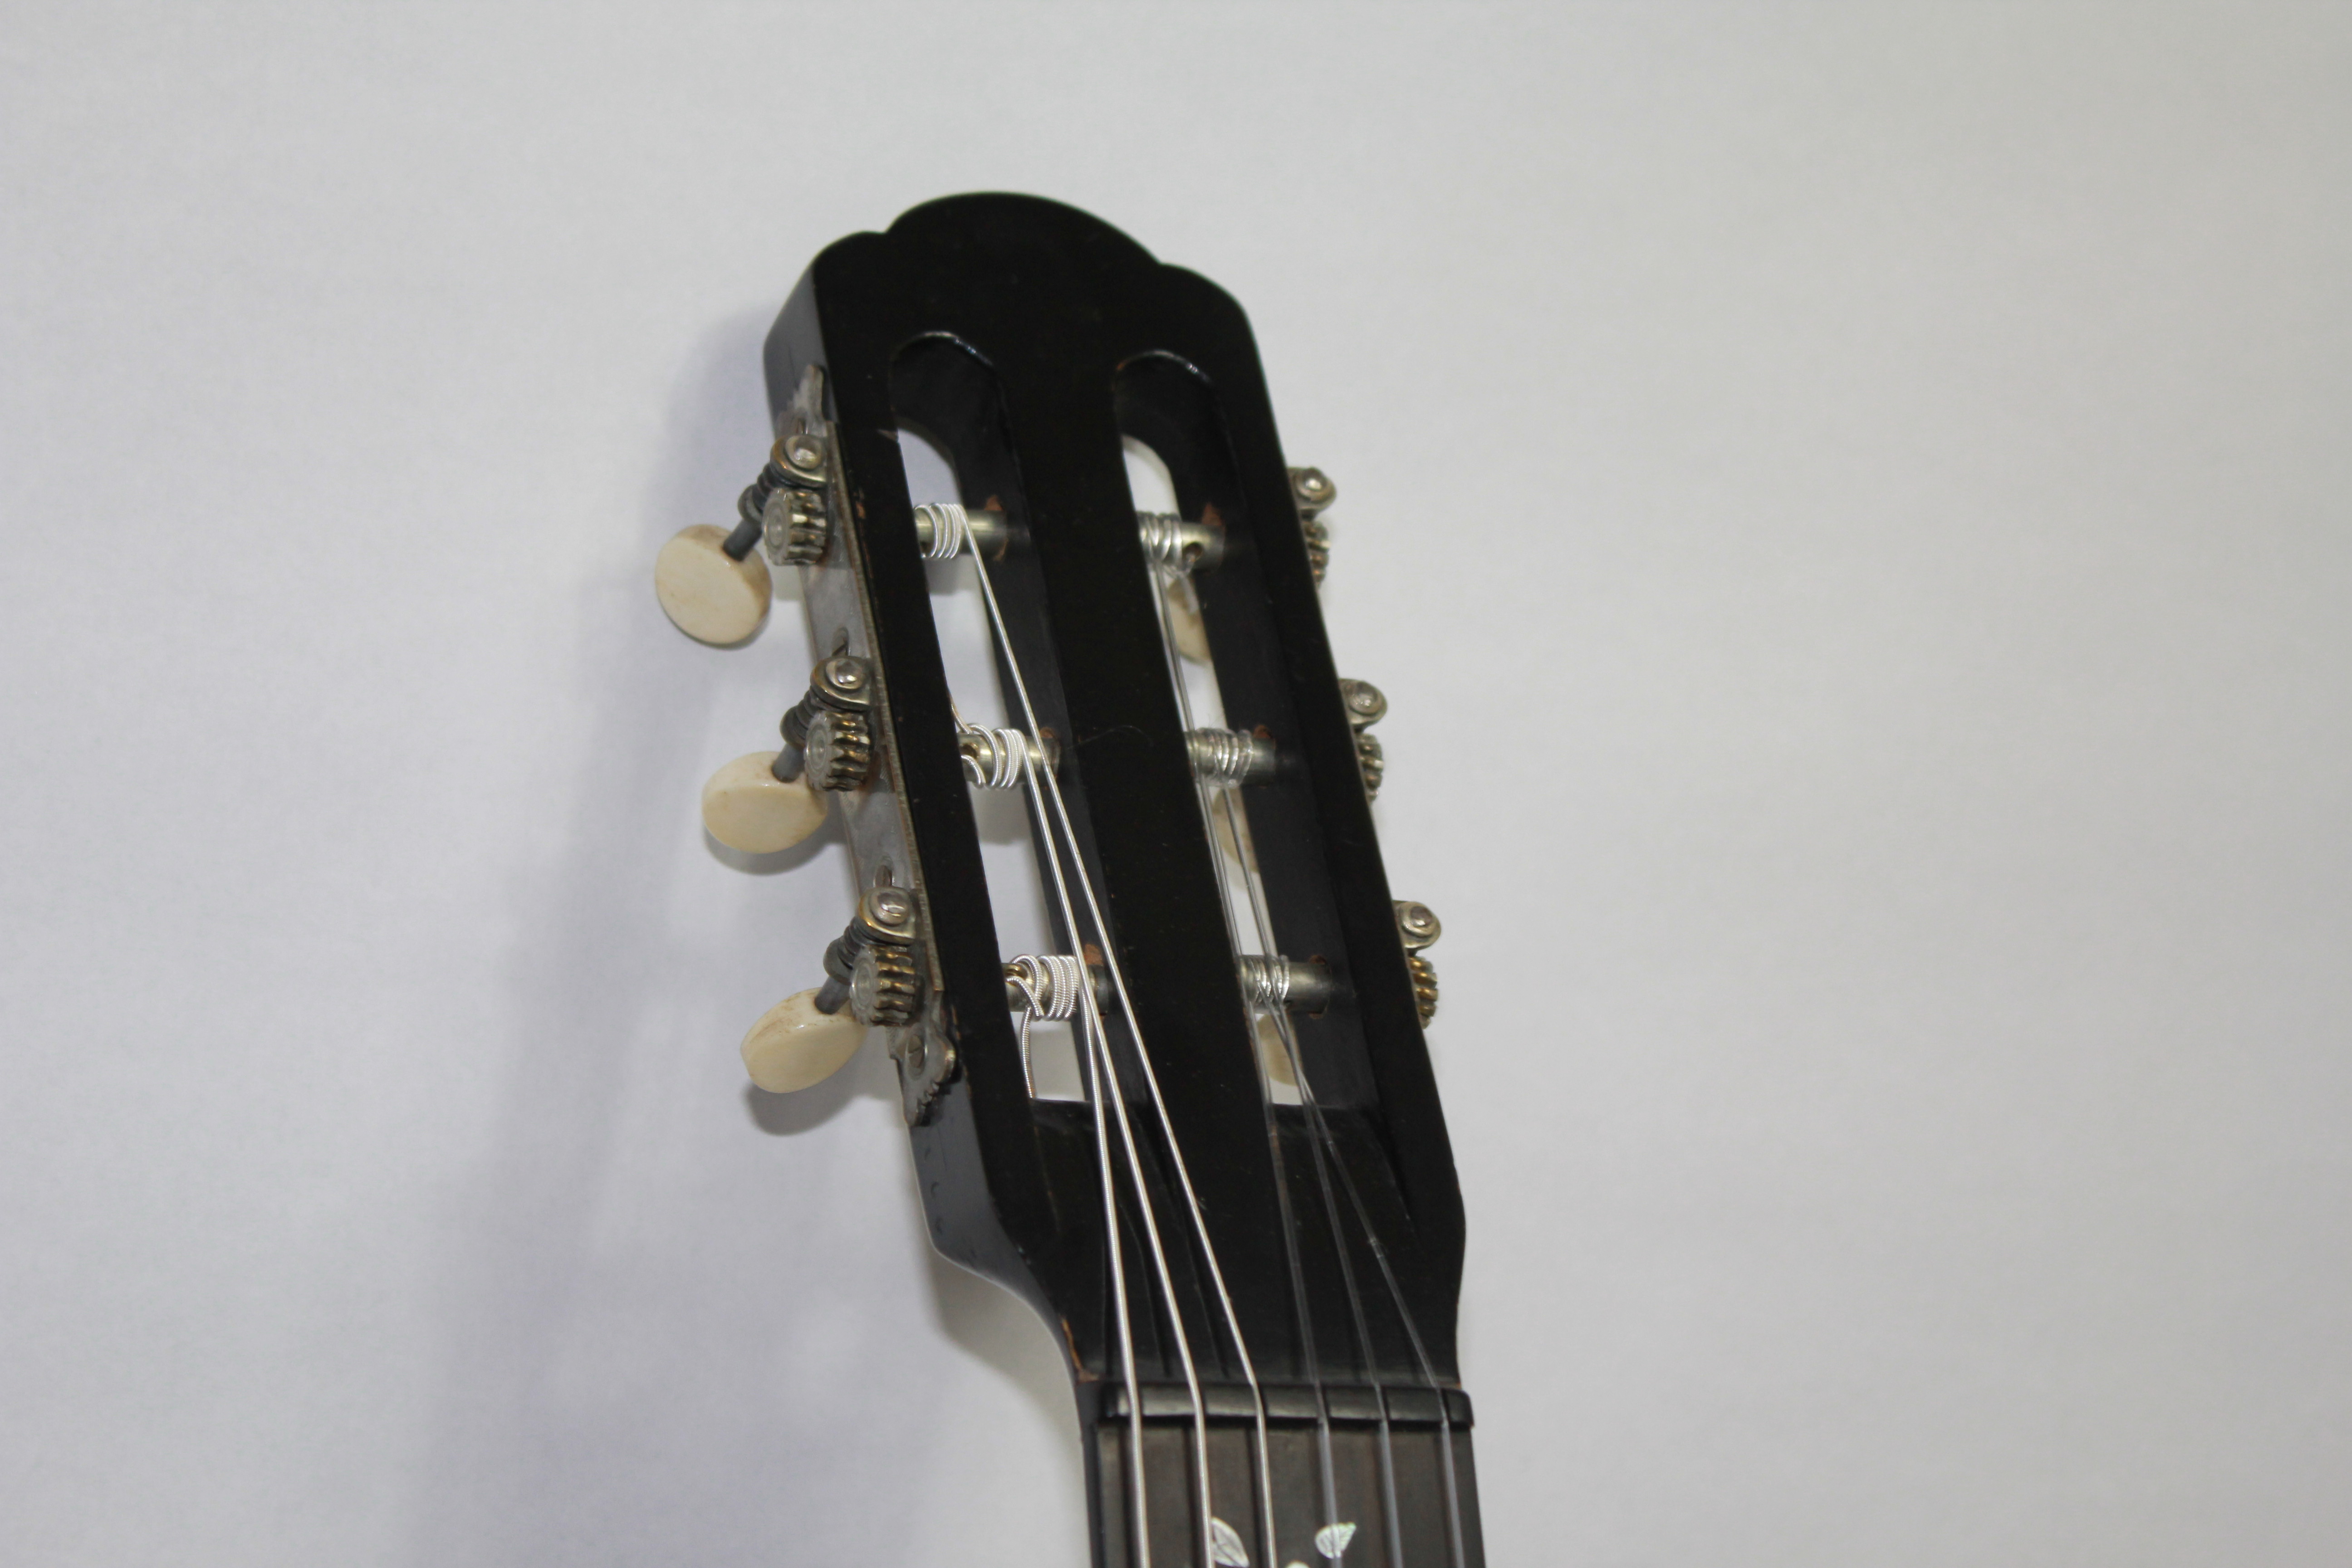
[951,695,1039,1100]
[969,544,1249,1568]
[979,589,1192,1568]
[1077,936,1208,1567]
[1147,567,1332,1568]
[1308,1100,1470,1568]
[1161,534,1470,1568]
[1214,786,1406,1568]
[992,631,1229,1568]
[944,535,1157,1564]
[1147,552,1414,1566]
[1013,769,1150,1566]
[967,507,1448,1567]
[1161,552,1454,1568]
[1222,797,1469,1568]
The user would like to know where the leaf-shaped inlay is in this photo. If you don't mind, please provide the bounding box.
[1209,1516,1250,1567]
[1314,1522,1357,1559]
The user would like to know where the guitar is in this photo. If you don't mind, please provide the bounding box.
[653,194,1483,1568]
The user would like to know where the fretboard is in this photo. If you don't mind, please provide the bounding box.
[1082,1381,1485,1568]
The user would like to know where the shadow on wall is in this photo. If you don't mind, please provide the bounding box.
[400,309,1079,1567]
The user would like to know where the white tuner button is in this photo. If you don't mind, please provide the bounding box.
[656,524,773,645]
[741,988,867,1093]
[701,752,827,853]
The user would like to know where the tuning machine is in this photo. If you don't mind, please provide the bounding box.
[653,427,833,645]
[740,883,923,1093]
[699,654,876,854]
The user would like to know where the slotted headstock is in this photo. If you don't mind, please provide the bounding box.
[657,195,1482,1568]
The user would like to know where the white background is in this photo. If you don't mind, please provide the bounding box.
[4,5,2347,1564]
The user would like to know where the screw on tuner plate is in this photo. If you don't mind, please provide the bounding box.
[783,654,877,794]
[698,655,877,854]
[653,429,832,646]
[1395,900,1441,1026]
[740,884,923,1093]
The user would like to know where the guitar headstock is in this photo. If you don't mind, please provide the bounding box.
[657,195,1481,1568]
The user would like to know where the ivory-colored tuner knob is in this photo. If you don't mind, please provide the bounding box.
[1162,577,1211,663]
[655,524,773,645]
[741,988,867,1093]
[701,751,827,853]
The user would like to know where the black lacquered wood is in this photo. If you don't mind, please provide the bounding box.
[760,195,1480,1564]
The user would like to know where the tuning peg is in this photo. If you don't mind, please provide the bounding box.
[655,431,838,646]
[656,524,773,645]
[701,752,827,853]
[741,989,866,1092]
[698,655,879,855]
[738,885,921,1093]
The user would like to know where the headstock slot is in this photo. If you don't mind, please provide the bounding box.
[1121,437,1305,1110]
[1114,363,1383,1120]
[893,421,1088,1101]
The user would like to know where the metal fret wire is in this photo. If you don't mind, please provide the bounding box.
[970,547,1264,1568]
[1155,553,1470,1568]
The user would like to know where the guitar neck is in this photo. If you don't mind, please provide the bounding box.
[1082,1382,1485,1568]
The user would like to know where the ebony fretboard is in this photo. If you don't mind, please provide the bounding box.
[1082,1381,1485,1568]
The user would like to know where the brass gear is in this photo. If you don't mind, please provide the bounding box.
[850,941,920,1027]
[1354,730,1385,800]
[1301,514,1330,584]
[1407,954,1438,1027]
[804,709,872,792]
[761,485,829,566]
